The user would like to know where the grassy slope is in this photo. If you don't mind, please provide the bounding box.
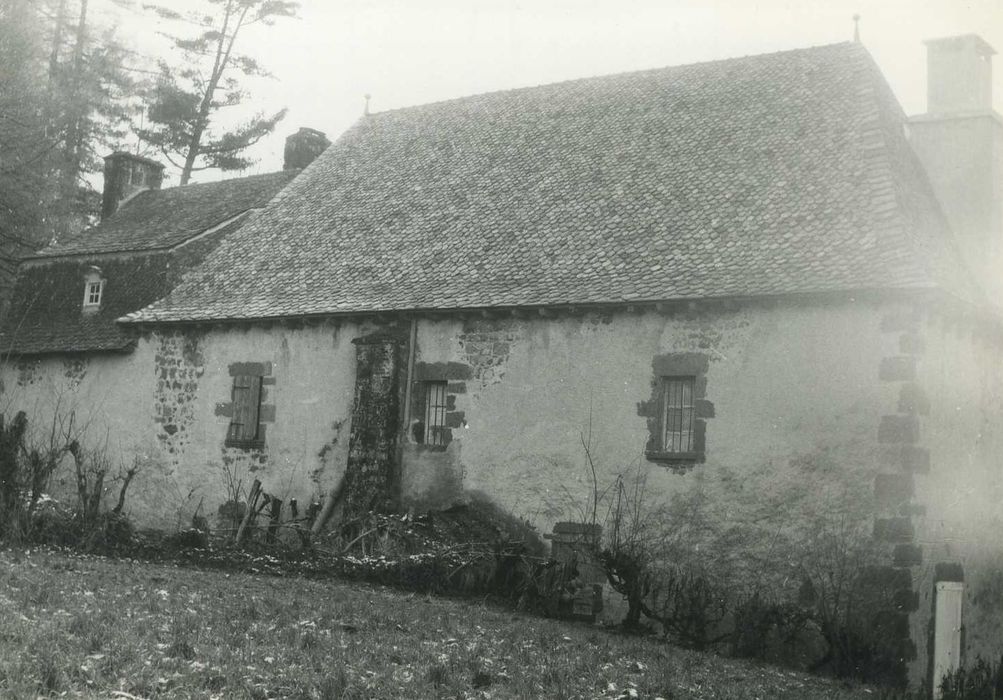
[0,548,875,699]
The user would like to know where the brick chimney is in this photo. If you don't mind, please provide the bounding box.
[283,127,330,170]
[909,35,1003,303]
[101,152,165,220]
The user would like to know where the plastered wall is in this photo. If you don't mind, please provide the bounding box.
[909,311,1003,687]
[2,301,889,533]
[403,303,886,532]
[2,322,365,529]
[5,297,1003,688]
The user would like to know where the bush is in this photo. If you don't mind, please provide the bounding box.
[731,594,823,670]
[575,438,905,684]
[938,654,1003,700]
[0,410,141,552]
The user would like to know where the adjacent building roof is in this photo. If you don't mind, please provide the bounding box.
[3,255,174,354]
[117,43,978,322]
[2,170,297,354]
[32,169,299,258]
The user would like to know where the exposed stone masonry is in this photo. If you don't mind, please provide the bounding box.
[458,320,518,388]
[342,332,407,518]
[153,332,204,460]
[873,305,928,684]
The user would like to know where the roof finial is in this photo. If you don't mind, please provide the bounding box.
[363,93,371,117]
[853,14,861,43]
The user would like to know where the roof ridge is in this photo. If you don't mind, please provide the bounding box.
[165,168,299,190]
[367,41,860,118]
[30,168,300,259]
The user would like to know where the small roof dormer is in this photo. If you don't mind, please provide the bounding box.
[82,266,104,315]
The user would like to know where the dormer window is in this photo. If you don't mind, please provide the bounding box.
[82,268,104,311]
[85,281,103,305]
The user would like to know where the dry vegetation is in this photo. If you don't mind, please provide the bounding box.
[0,547,881,699]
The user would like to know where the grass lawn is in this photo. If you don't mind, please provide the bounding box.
[0,547,878,699]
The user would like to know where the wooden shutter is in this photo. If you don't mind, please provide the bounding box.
[229,375,263,442]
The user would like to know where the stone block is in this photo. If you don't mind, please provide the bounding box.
[873,610,911,638]
[875,473,914,506]
[934,562,965,583]
[897,383,930,415]
[874,517,914,543]
[899,332,925,355]
[878,415,919,444]
[893,543,923,567]
[695,399,715,418]
[228,361,271,377]
[881,309,919,332]
[880,356,916,382]
[861,565,911,590]
[892,588,920,612]
[900,446,930,473]
[899,637,918,662]
[414,362,473,381]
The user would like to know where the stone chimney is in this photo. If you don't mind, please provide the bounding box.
[909,35,1003,303]
[925,35,995,114]
[101,152,165,220]
[283,127,330,170]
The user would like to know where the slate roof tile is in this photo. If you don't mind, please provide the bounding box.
[2,255,173,354]
[127,42,977,323]
[32,170,299,257]
[3,169,296,353]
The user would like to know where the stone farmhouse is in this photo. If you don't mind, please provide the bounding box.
[2,36,1002,689]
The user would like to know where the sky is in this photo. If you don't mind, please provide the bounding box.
[98,0,1003,185]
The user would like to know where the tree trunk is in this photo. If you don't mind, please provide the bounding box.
[180,0,246,184]
[56,0,88,238]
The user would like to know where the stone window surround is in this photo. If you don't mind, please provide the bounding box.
[410,362,470,451]
[640,352,714,467]
[215,361,276,450]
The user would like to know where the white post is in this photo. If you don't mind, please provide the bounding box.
[932,581,964,699]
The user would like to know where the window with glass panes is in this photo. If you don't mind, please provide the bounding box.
[84,280,103,306]
[661,376,695,454]
[422,381,448,446]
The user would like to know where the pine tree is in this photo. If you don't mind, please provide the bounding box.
[0,0,134,251]
[137,0,298,185]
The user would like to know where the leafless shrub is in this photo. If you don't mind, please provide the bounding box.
[577,433,899,680]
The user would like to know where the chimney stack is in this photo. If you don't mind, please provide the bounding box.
[925,34,995,115]
[101,152,165,220]
[283,127,330,170]
[909,34,1003,303]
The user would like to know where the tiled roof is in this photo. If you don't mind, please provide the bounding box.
[1,255,174,354]
[33,170,298,257]
[126,43,979,323]
[2,166,298,353]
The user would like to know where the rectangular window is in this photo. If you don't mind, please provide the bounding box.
[228,375,263,443]
[421,381,448,446]
[83,280,103,306]
[661,376,695,454]
[130,163,147,187]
